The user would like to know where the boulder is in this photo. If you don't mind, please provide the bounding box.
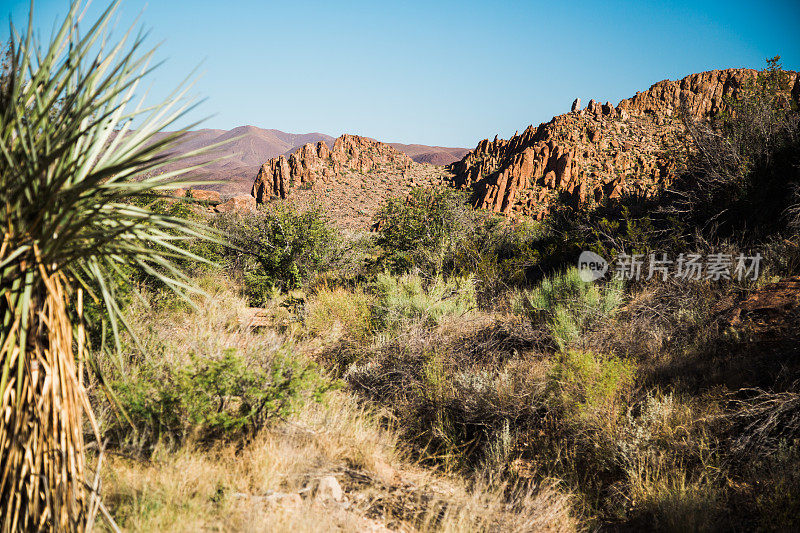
[727,276,800,326]
[263,492,302,508]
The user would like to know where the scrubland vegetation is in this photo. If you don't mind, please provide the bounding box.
[87,58,800,532]
[2,1,799,529]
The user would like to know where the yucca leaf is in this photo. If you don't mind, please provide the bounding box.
[0,1,231,529]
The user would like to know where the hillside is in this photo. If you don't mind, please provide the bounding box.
[149,126,335,196]
[387,143,469,165]
[248,69,799,230]
[449,68,800,219]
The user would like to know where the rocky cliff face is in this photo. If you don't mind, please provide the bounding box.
[251,134,413,202]
[252,134,450,229]
[449,68,800,219]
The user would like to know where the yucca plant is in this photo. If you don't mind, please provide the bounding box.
[0,1,219,530]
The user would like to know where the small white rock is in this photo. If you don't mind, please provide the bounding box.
[315,475,343,502]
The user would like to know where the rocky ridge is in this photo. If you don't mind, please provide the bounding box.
[252,134,451,228]
[449,68,800,219]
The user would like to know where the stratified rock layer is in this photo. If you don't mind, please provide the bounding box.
[449,68,800,219]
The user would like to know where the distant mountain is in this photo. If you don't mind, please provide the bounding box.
[152,125,466,196]
[151,126,335,196]
[387,143,469,166]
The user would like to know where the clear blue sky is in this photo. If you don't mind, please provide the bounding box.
[3,0,799,147]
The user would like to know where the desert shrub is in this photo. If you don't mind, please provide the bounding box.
[617,393,713,466]
[373,272,476,330]
[448,217,554,302]
[342,316,549,469]
[744,441,800,531]
[726,389,800,458]
[547,349,635,429]
[546,198,691,271]
[304,286,374,342]
[96,276,339,455]
[373,187,567,301]
[214,205,341,304]
[110,348,331,452]
[374,186,477,274]
[512,267,623,350]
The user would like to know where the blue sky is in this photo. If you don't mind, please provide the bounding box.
[3,0,799,147]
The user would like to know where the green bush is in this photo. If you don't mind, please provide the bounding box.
[373,187,562,300]
[373,272,476,330]
[448,216,553,300]
[374,186,476,274]
[511,267,623,350]
[110,348,334,452]
[547,349,635,427]
[214,205,340,304]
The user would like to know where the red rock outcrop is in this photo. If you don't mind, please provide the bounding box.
[251,134,449,229]
[449,68,800,219]
[251,134,412,202]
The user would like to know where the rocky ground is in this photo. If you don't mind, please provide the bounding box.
[287,164,452,230]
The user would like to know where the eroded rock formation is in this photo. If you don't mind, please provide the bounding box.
[251,134,413,202]
[449,68,800,219]
[251,134,449,229]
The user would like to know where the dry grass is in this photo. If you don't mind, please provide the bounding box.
[304,285,375,343]
[94,276,579,532]
[621,458,725,532]
[90,265,800,531]
[100,392,578,532]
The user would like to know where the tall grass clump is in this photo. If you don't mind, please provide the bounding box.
[512,267,623,350]
[0,2,216,529]
[373,272,476,330]
[304,286,374,342]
